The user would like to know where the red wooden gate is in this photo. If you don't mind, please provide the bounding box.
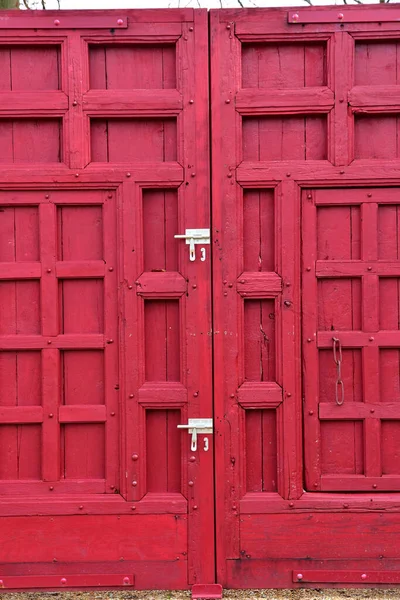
[0,8,214,591]
[3,5,400,594]
[212,5,400,590]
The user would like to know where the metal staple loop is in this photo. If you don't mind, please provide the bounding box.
[332,337,345,406]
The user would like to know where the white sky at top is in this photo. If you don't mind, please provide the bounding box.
[43,0,395,16]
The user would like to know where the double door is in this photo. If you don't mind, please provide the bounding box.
[0,6,400,592]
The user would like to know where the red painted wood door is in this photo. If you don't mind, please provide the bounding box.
[212,6,400,589]
[0,9,213,591]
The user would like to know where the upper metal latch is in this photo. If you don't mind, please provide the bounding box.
[177,418,213,452]
[174,229,210,262]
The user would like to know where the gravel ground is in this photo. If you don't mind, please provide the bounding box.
[1,590,400,600]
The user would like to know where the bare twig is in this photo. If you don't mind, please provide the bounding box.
[219,0,223,7]
[237,0,244,7]
[21,0,31,9]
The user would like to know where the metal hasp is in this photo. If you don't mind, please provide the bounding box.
[174,229,210,262]
[177,418,213,452]
[192,583,223,599]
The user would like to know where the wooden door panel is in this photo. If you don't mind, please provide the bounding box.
[0,9,212,591]
[303,187,400,492]
[0,189,117,495]
[212,6,400,589]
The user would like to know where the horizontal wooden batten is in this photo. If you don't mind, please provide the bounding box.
[0,574,134,589]
[0,15,128,28]
[136,272,187,298]
[321,475,400,492]
[139,493,187,513]
[85,163,184,183]
[237,161,400,184]
[0,494,187,516]
[58,405,107,423]
[0,263,41,280]
[319,402,400,420]
[0,406,43,424]
[237,382,283,408]
[239,491,400,513]
[350,86,400,111]
[0,91,68,116]
[317,331,400,348]
[314,187,400,204]
[288,7,400,22]
[292,570,400,584]
[0,164,183,185]
[0,480,106,495]
[237,272,282,297]
[83,89,182,116]
[0,334,105,350]
[85,21,183,38]
[316,261,400,277]
[56,261,106,278]
[138,383,187,407]
[236,87,334,115]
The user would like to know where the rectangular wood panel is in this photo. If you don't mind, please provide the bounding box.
[212,5,400,589]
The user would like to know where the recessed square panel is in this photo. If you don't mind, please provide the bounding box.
[243,189,275,272]
[242,116,327,161]
[0,206,39,262]
[61,424,105,479]
[379,278,400,330]
[317,205,361,260]
[60,280,104,334]
[146,409,181,493]
[381,421,400,474]
[0,281,40,335]
[317,279,362,331]
[0,425,41,480]
[0,119,62,163]
[0,45,60,91]
[90,118,177,163]
[318,348,363,404]
[143,189,178,272]
[355,115,400,160]
[242,42,327,88]
[355,40,400,86]
[378,204,400,260]
[244,299,276,382]
[0,351,42,407]
[58,206,103,261]
[380,349,400,402]
[89,44,176,89]
[62,351,104,406]
[144,300,180,382]
[321,421,364,475]
[245,409,277,493]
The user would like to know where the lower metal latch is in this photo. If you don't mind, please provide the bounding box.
[177,418,213,452]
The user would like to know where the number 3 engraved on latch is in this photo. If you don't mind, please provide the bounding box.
[200,248,206,261]
[204,437,209,451]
